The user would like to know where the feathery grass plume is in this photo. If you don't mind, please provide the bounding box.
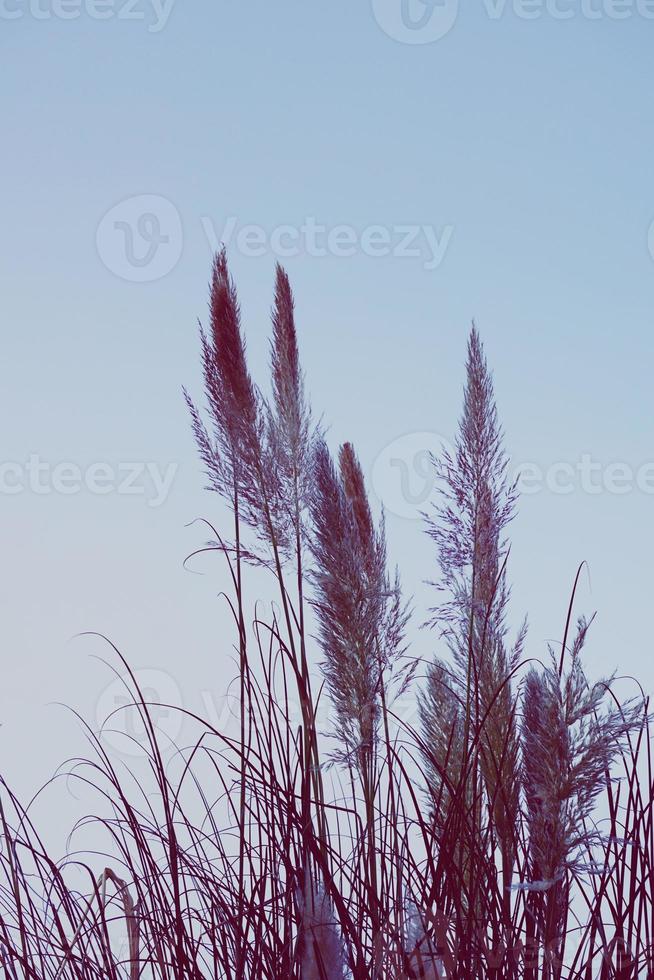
[426,326,516,622]
[310,439,408,775]
[422,327,522,792]
[339,441,412,696]
[521,614,645,971]
[310,438,409,976]
[420,325,523,972]
[297,874,349,980]
[186,256,317,563]
[340,441,408,692]
[268,264,313,531]
[184,248,278,544]
[417,659,466,833]
[423,325,521,714]
[310,438,380,772]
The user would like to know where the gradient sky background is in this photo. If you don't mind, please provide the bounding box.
[1,0,654,839]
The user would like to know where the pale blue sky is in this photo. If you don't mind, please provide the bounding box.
[1,2,654,822]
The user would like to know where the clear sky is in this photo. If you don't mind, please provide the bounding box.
[1,1,654,831]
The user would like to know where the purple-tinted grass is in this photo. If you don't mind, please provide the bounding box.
[0,258,651,979]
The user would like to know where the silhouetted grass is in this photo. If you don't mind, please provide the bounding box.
[0,256,651,978]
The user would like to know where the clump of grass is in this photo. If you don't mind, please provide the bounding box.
[0,257,651,979]
[521,614,645,978]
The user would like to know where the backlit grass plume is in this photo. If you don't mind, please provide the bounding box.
[183,248,268,535]
[309,439,408,775]
[420,325,524,974]
[269,263,313,535]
